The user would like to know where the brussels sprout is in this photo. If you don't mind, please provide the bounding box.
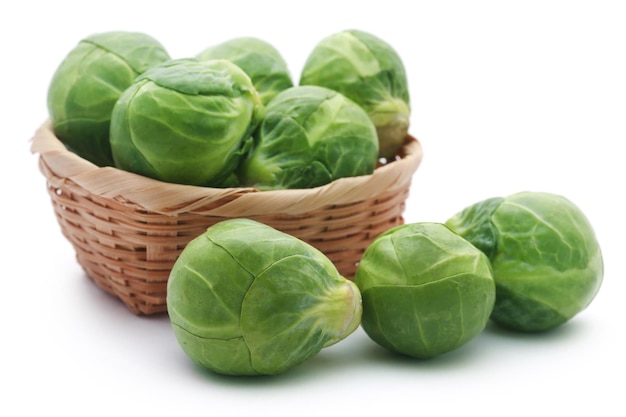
[354,222,495,359]
[446,191,604,332]
[299,29,410,159]
[47,31,170,166]
[197,37,293,105]
[110,58,263,187]
[166,218,362,376]
[237,85,379,190]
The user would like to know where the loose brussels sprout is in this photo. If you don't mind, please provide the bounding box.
[166,218,362,376]
[197,37,293,105]
[446,191,604,332]
[237,85,379,190]
[354,222,495,359]
[300,29,410,159]
[110,58,263,187]
[47,31,170,166]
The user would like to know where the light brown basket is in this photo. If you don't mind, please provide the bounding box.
[30,121,423,315]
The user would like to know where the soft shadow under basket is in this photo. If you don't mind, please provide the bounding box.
[30,121,423,315]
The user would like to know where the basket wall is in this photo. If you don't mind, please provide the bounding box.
[32,122,422,315]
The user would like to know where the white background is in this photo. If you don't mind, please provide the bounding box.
[3,1,624,415]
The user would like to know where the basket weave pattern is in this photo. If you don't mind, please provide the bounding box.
[31,121,423,315]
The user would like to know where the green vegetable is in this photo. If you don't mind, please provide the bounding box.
[299,29,410,159]
[197,37,293,105]
[237,85,379,190]
[47,31,170,166]
[166,218,362,376]
[354,222,495,359]
[446,191,604,332]
[110,58,263,187]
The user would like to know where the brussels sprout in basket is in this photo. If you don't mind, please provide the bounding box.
[300,29,410,159]
[354,222,496,359]
[446,191,604,332]
[166,218,362,376]
[47,31,171,167]
[110,58,264,187]
[237,85,379,190]
[197,37,293,105]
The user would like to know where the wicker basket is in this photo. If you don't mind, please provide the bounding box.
[30,121,423,315]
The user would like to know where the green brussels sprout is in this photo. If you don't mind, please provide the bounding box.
[47,31,170,166]
[445,191,604,332]
[197,37,293,105]
[166,218,362,376]
[299,29,410,159]
[110,58,264,187]
[237,85,379,190]
[354,222,495,359]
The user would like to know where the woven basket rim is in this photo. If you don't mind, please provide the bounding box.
[30,120,423,217]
